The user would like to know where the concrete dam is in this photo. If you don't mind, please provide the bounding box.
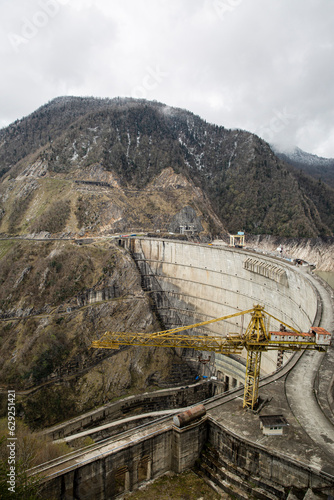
[34,238,334,499]
[126,238,319,384]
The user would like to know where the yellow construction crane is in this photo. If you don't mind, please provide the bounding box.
[90,305,331,410]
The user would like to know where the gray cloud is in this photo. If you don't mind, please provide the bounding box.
[0,0,333,157]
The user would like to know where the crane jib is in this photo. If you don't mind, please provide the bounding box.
[90,305,331,409]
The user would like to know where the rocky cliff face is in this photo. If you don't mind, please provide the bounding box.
[246,235,334,272]
[0,160,225,237]
[168,206,204,233]
[0,239,186,429]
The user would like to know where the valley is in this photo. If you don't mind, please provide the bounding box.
[0,97,333,498]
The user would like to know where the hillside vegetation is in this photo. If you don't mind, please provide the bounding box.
[0,239,181,428]
[274,146,334,188]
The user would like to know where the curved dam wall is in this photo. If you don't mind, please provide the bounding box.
[126,238,318,382]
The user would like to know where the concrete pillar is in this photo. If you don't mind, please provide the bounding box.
[171,418,208,474]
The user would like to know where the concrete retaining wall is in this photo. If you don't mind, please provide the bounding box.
[40,426,174,500]
[38,415,333,499]
[207,418,334,492]
[39,418,208,500]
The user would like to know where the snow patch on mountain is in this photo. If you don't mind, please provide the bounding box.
[271,145,334,167]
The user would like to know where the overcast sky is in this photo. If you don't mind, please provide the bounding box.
[0,0,333,157]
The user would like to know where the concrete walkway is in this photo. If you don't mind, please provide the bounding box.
[285,350,334,463]
[285,271,334,467]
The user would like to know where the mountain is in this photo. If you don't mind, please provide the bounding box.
[272,145,334,189]
[0,96,334,239]
[1,97,334,429]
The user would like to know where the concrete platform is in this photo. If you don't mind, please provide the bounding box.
[208,371,334,479]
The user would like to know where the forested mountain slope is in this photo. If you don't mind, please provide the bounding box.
[0,96,333,238]
[273,145,334,189]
